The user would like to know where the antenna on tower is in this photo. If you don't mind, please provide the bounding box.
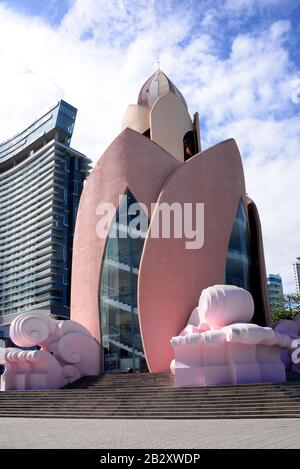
[157,58,160,70]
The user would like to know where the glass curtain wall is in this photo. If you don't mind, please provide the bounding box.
[225,198,252,291]
[100,190,148,373]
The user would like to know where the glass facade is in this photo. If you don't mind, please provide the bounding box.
[267,274,283,312]
[225,198,252,291]
[100,191,148,373]
[0,101,91,326]
[0,101,77,170]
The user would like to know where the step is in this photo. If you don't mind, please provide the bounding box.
[1,410,300,420]
[0,372,299,420]
[0,391,300,396]
[1,401,299,409]
[0,396,300,406]
[0,394,299,402]
[0,414,297,420]
[0,405,298,412]
[3,384,300,392]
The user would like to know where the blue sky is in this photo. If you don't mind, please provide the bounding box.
[0,0,299,292]
[1,0,71,25]
[2,0,300,80]
[3,0,300,61]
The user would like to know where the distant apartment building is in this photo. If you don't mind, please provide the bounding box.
[267,274,284,312]
[0,100,91,339]
[293,257,300,295]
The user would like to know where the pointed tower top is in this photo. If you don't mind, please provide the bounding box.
[137,70,188,110]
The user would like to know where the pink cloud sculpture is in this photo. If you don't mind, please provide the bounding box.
[275,317,300,375]
[0,312,100,391]
[171,285,293,387]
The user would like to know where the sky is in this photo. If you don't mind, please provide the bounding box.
[0,0,299,292]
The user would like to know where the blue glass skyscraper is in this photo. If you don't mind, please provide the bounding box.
[267,274,284,312]
[0,100,91,340]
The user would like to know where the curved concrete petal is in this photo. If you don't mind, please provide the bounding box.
[138,138,247,372]
[247,197,271,326]
[71,128,180,342]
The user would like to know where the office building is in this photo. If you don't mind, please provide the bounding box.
[267,274,284,312]
[294,257,300,294]
[0,100,91,340]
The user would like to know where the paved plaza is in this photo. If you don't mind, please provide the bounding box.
[0,418,299,449]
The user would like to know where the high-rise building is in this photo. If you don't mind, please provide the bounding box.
[293,257,300,294]
[267,274,284,312]
[0,100,91,340]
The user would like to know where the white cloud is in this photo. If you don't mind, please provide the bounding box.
[0,0,299,292]
[224,0,283,12]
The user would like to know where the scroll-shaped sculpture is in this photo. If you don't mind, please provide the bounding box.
[0,312,100,391]
[171,285,293,387]
[274,316,300,374]
[198,285,255,328]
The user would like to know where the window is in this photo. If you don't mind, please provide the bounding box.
[63,270,68,285]
[143,129,150,139]
[73,180,78,195]
[63,246,67,262]
[225,198,251,292]
[63,213,69,226]
[183,131,196,161]
[65,158,70,172]
[74,204,78,221]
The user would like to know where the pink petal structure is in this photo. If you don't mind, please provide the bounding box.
[71,128,180,343]
[0,312,100,391]
[171,285,293,387]
[138,139,269,372]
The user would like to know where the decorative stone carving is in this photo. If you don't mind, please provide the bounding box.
[0,312,100,391]
[171,285,293,387]
[274,316,300,374]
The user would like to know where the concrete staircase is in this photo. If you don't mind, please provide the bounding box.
[1,372,300,419]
